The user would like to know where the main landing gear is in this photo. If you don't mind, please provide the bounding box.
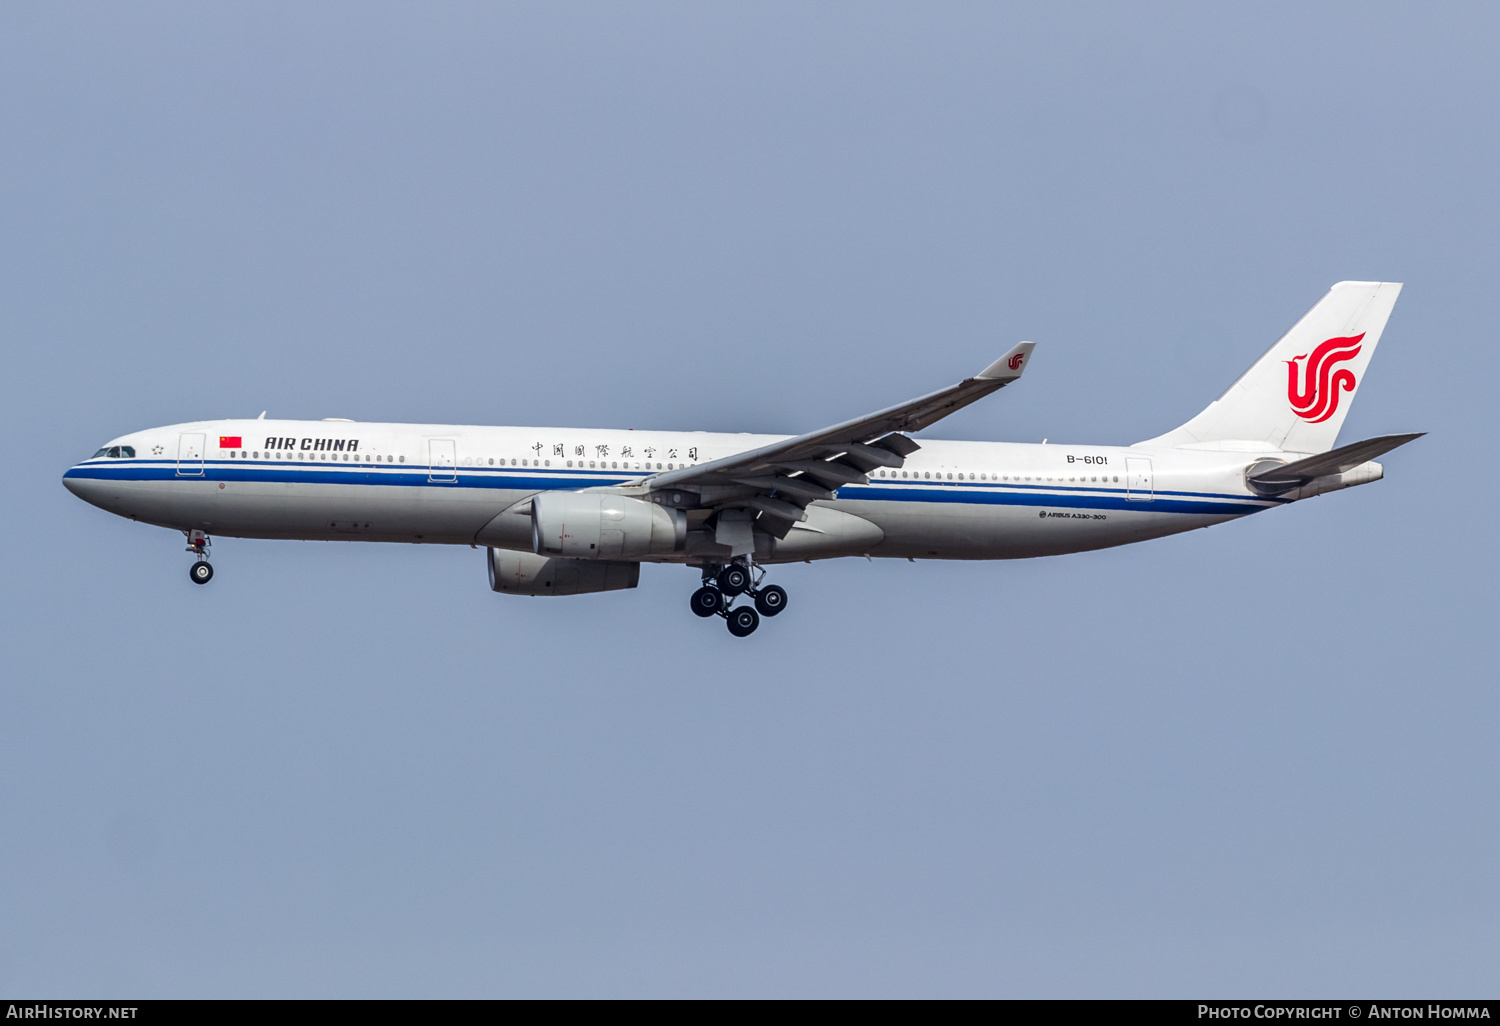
[689,562,788,638]
[186,530,214,585]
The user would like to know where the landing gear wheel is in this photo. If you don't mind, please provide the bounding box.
[717,564,751,596]
[190,561,214,585]
[754,584,787,617]
[726,605,760,637]
[690,586,723,617]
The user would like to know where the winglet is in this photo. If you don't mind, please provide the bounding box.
[976,342,1035,381]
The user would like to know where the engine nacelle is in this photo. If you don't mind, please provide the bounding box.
[531,491,686,559]
[488,548,640,596]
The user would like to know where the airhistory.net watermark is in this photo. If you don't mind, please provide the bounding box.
[5,1007,137,1020]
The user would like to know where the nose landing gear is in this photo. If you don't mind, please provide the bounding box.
[690,562,786,637]
[185,530,214,585]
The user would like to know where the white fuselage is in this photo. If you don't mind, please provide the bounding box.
[62,418,1286,562]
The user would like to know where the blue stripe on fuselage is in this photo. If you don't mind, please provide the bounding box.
[63,460,1278,517]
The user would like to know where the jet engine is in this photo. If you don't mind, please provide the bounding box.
[531,491,686,559]
[488,547,640,596]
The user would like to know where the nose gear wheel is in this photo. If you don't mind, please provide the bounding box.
[185,530,214,585]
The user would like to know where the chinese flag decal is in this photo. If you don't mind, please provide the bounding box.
[219,436,242,448]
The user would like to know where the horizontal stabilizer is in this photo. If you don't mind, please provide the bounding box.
[1248,433,1424,489]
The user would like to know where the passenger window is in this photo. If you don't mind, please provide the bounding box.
[567,460,573,467]
[545,460,551,467]
[399,456,405,463]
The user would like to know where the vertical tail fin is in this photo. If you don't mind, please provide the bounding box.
[1138,281,1403,453]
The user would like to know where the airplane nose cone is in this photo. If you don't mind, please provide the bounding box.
[62,466,101,504]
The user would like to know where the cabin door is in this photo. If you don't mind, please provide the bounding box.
[1125,458,1154,501]
[176,433,205,477]
[428,439,457,483]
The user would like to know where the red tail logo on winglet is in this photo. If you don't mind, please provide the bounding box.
[1007,352,1025,371]
[1286,334,1363,424]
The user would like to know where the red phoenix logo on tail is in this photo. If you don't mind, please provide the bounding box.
[1286,333,1363,423]
[1007,352,1025,371]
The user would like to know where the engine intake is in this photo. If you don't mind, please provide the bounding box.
[531,491,686,559]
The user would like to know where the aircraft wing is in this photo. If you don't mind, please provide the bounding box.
[641,342,1035,539]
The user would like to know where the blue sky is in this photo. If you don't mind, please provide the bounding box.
[1,2,1495,996]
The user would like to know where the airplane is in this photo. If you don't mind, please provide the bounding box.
[63,281,1420,637]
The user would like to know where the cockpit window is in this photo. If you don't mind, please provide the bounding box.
[120,446,135,458]
[92,446,134,459]
[93,448,109,458]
